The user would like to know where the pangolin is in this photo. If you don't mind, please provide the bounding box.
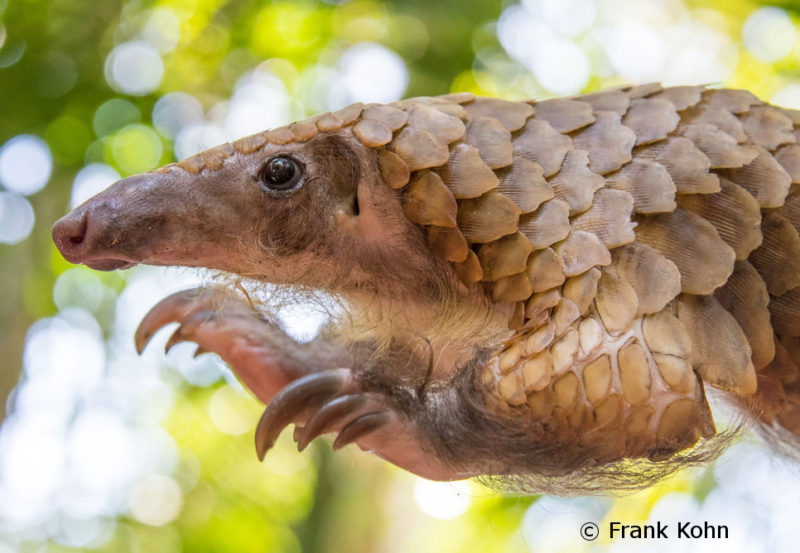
[52,83,800,493]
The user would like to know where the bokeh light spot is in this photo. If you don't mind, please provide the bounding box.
[105,40,164,96]
[333,0,388,43]
[250,2,322,57]
[23,310,105,391]
[208,385,256,436]
[0,20,6,50]
[192,23,230,56]
[33,51,78,98]
[526,0,596,38]
[68,409,140,494]
[53,268,106,313]
[45,115,92,165]
[0,39,24,69]
[84,138,110,165]
[128,474,183,526]
[498,6,540,68]
[224,67,291,138]
[71,163,120,209]
[0,135,52,195]
[662,20,735,85]
[174,123,226,160]
[0,191,35,244]
[0,413,67,524]
[497,7,590,94]
[180,483,216,526]
[603,18,666,82]
[386,14,429,61]
[772,84,800,110]
[93,98,141,137]
[742,7,796,63]
[142,8,181,53]
[330,42,408,107]
[152,92,204,139]
[112,124,163,175]
[531,35,590,95]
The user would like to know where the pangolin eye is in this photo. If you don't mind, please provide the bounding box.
[260,157,302,193]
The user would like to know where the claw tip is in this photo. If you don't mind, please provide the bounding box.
[331,436,348,451]
[255,439,273,461]
[164,328,186,355]
[134,336,148,355]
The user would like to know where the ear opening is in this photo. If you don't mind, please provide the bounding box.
[306,133,363,218]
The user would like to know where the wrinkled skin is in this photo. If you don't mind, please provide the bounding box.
[53,131,503,481]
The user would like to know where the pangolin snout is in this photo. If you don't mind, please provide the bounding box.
[52,205,88,255]
[51,173,164,272]
[52,205,136,271]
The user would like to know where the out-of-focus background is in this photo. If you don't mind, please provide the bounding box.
[2,0,800,551]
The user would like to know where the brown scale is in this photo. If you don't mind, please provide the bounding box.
[164,84,800,467]
[360,84,800,462]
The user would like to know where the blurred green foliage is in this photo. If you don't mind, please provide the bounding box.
[2,0,800,552]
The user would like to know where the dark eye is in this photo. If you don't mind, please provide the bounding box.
[260,157,302,193]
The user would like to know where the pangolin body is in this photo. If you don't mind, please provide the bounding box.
[53,84,800,492]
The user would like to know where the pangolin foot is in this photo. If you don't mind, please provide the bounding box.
[135,288,466,480]
[135,287,311,402]
[254,368,395,459]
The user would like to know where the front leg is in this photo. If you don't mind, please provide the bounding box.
[135,287,468,481]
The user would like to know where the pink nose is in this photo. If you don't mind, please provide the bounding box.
[52,206,89,263]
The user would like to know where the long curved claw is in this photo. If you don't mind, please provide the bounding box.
[135,288,216,354]
[332,412,393,451]
[163,310,217,354]
[193,346,210,358]
[164,328,191,354]
[295,395,368,452]
[255,368,351,461]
